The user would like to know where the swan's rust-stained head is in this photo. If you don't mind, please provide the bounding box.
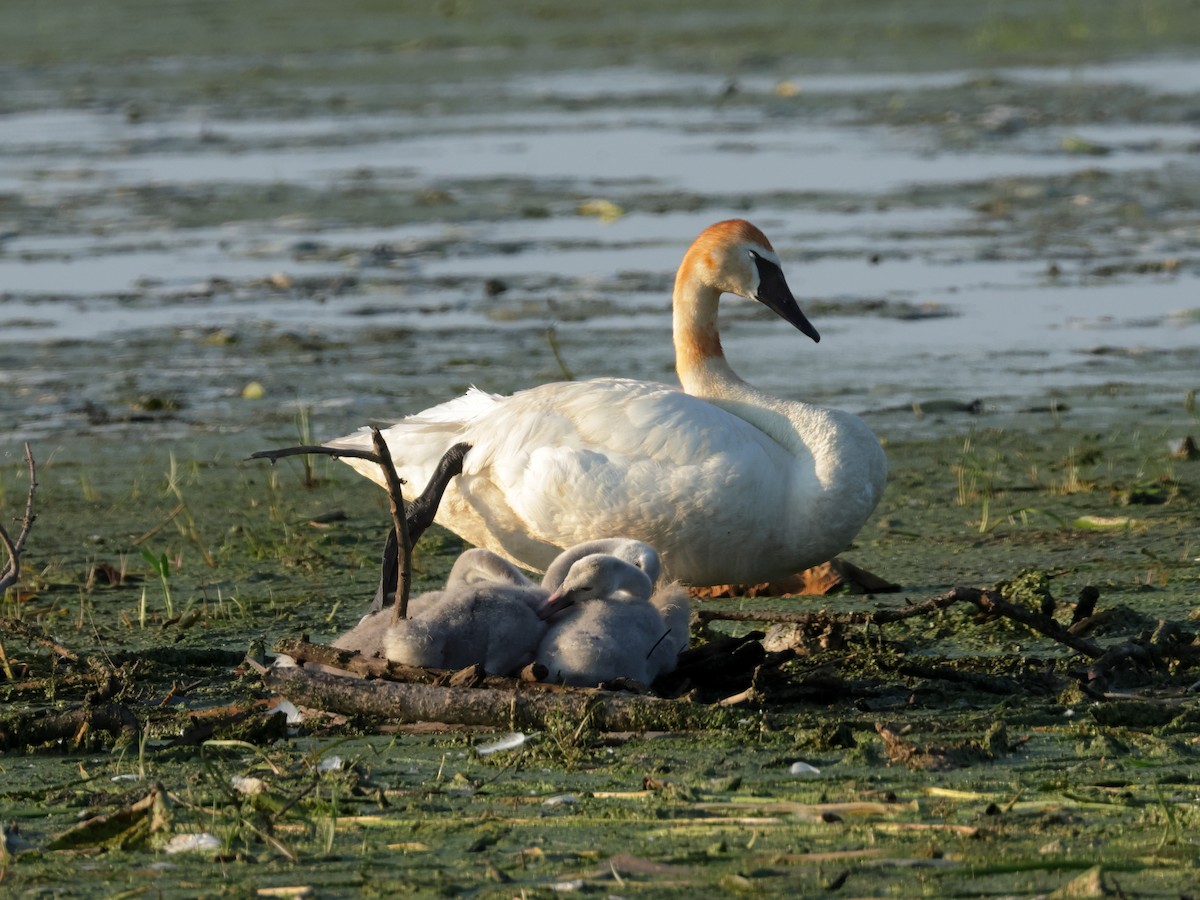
[681,219,773,289]
[675,219,819,351]
[698,218,775,256]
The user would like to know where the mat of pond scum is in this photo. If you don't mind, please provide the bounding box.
[3,8,1200,895]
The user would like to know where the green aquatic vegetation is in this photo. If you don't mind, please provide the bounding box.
[162,452,216,569]
[952,427,995,508]
[77,473,100,504]
[978,504,1072,535]
[138,546,174,620]
[1052,445,1098,495]
[997,569,1056,616]
[293,403,322,490]
[2,718,1199,895]
[2,0,1200,893]
[952,429,1014,534]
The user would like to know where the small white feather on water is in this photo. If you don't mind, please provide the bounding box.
[789,761,821,776]
[164,832,222,854]
[317,755,344,772]
[476,732,526,756]
[268,699,303,725]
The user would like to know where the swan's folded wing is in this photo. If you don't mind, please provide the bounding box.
[461,379,794,565]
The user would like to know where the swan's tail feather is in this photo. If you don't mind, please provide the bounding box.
[324,389,496,492]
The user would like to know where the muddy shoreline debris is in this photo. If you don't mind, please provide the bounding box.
[5,431,1199,748]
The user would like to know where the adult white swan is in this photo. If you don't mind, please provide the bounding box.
[327,219,886,586]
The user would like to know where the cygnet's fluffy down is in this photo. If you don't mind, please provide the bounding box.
[329,609,391,658]
[646,581,690,672]
[322,538,686,682]
[445,547,535,591]
[535,554,670,687]
[329,590,443,656]
[383,582,549,675]
[540,538,660,592]
[544,540,690,674]
[300,592,441,677]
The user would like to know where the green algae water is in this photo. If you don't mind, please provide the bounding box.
[3,1,1200,895]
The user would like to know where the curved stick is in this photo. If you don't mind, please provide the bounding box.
[251,434,413,611]
[0,443,37,593]
[249,439,469,617]
[368,428,413,621]
[374,442,469,615]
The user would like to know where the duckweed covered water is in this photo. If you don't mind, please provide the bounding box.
[3,1,1200,895]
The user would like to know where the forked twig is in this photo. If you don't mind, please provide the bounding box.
[250,431,411,613]
[966,587,1104,660]
[369,428,413,622]
[0,442,38,593]
[695,586,969,629]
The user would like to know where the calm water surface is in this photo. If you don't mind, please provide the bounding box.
[2,59,1198,438]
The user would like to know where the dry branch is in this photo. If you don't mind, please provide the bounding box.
[695,586,973,629]
[0,616,81,663]
[166,704,289,747]
[277,637,438,682]
[695,585,1103,658]
[897,661,1026,695]
[965,587,1104,659]
[368,427,412,620]
[700,583,1200,698]
[280,637,574,692]
[0,703,138,751]
[250,438,468,618]
[0,674,108,698]
[0,442,37,593]
[250,435,412,612]
[262,661,725,731]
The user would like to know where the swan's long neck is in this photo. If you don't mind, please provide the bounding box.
[672,267,745,400]
[672,253,815,454]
